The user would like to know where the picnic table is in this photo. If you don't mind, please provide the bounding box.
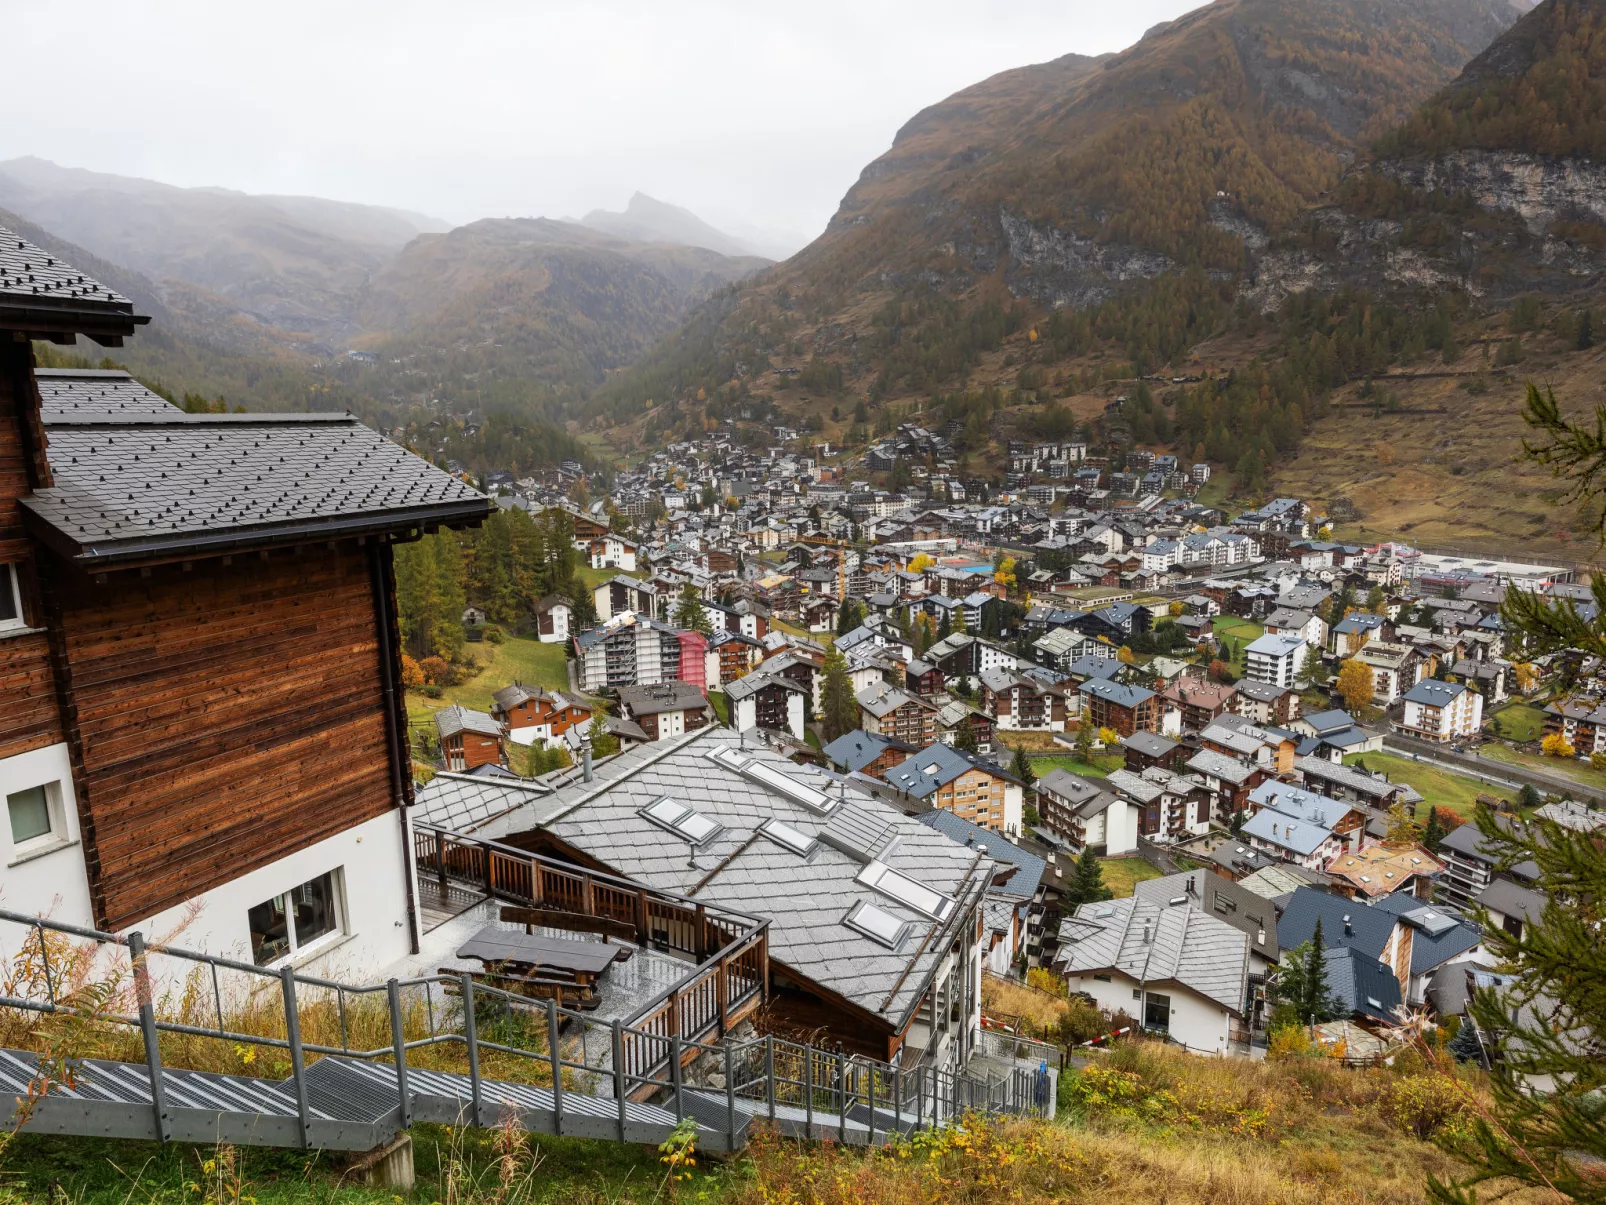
[453,926,628,1007]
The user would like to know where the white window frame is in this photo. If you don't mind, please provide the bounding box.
[5,779,70,863]
[249,868,348,967]
[0,564,24,634]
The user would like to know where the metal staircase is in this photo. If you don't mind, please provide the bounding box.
[0,909,1049,1159]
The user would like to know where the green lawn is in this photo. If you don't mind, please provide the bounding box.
[1031,753,1125,780]
[1100,857,1163,898]
[1489,701,1547,742]
[575,563,644,591]
[1343,751,1511,819]
[1210,616,1264,673]
[1192,470,1234,510]
[709,689,730,725]
[406,636,571,730]
[1480,742,1606,795]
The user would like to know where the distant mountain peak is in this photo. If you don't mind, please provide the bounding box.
[579,193,763,260]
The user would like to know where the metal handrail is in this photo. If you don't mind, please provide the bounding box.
[0,909,1048,1152]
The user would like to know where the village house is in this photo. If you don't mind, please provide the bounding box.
[1078,677,1159,737]
[588,533,640,572]
[724,672,808,740]
[1541,696,1606,754]
[978,667,1070,732]
[532,593,573,643]
[616,681,715,741]
[822,730,918,780]
[435,705,508,773]
[417,727,995,1066]
[593,574,656,621]
[882,742,1025,835]
[1241,780,1366,868]
[1328,844,1443,901]
[1107,766,1212,842]
[1244,632,1307,688]
[0,228,491,975]
[574,611,706,691]
[1231,679,1301,726]
[1395,678,1483,743]
[1034,769,1140,856]
[490,684,593,749]
[1054,898,1250,1055]
[857,682,939,746]
[1352,640,1423,705]
[1163,678,1237,732]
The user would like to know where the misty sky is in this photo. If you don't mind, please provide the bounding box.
[9,0,1200,255]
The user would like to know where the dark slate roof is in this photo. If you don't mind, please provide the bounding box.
[0,224,147,343]
[822,729,892,773]
[1276,886,1397,961]
[436,704,503,740]
[1402,678,1468,706]
[618,681,709,716]
[426,727,994,1029]
[883,742,1018,797]
[1133,869,1280,959]
[1472,877,1547,924]
[412,771,553,833]
[35,369,176,419]
[1080,677,1155,709]
[22,411,490,565]
[1371,892,1482,974]
[1122,730,1179,758]
[917,810,1045,901]
[1324,946,1403,1023]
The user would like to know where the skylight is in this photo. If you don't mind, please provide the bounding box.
[843,900,910,949]
[639,795,723,846]
[858,860,956,921]
[760,817,817,857]
[707,747,837,813]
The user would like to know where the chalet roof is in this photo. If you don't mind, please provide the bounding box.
[1185,749,1256,785]
[35,369,175,419]
[723,672,804,702]
[433,727,993,1030]
[24,410,490,566]
[1054,897,1248,1016]
[435,704,504,740]
[1323,946,1403,1023]
[1133,870,1280,959]
[0,224,147,343]
[1035,768,1114,817]
[883,742,1018,797]
[917,810,1044,901]
[617,681,709,716]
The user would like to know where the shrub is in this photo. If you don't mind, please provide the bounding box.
[1541,731,1576,759]
[1376,1072,1473,1141]
[1055,997,1109,1047]
[400,654,425,688]
[1026,967,1067,998]
[419,655,450,686]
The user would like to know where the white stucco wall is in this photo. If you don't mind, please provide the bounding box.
[0,742,95,927]
[1062,968,1234,1055]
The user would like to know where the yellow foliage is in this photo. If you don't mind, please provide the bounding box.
[1098,727,1120,746]
[909,553,935,573]
[1025,967,1068,998]
[1336,659,1374,712]
[1541,731,1577,759]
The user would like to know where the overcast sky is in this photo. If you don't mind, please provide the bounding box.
[8,1,1199,256]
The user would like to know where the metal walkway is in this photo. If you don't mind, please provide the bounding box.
[0,909,1049,1158]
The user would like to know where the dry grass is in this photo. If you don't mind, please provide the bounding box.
[981,974,1069,1032]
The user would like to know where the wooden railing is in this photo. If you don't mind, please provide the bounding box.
[414,823,769,1087]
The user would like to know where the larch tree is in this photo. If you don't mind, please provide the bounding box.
[819,646,859,741]
[1336,658,1374,712]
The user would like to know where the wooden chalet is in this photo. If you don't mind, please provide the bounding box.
[0,224,491,972]
[436,705,507,772]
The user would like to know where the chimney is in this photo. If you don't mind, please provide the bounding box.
[1142,918,1154,945]
[581,736,594,783]
[1343,913,1353,937]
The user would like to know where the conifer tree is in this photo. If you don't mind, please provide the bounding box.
[674,583,712,634]
[1422,805,1447,854]
[819,646,859,741]
[1067,849,1112,906]
[1011,745,1036,788]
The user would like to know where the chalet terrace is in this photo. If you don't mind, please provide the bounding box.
[0,224,491,973]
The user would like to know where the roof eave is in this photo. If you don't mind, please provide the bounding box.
[0,300,149,345]
[21,495,493,570]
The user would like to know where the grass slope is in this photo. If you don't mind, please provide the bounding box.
[1101,857,1164,898]
[1344,751,1510,818]
[406,636,570,731]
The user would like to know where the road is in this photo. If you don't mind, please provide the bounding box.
[1381,733,1606,804]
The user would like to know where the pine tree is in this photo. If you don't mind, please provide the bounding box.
[674,583,712,634]
[1422,805,1447,853]
[1011,745,1036,788]
[1067,849,1112,906]
[819,646,859,741]
[938,610,952,640]
[1429,804,1606,1204]
[1271,917,1339,1028]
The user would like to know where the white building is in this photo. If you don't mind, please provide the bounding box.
[1054,898,1249,1055]
[1397,679,1483,743]
[1244,632,1307,689]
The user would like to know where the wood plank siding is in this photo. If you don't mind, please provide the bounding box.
[0,339,63,761]
[49,545,397,928]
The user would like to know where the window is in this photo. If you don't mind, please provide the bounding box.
[0,564,22,632]
[707,747,837,814]
[760,817,817,856]
[843,899,910,949]
[639,795,723,845]
[1143,991,1172,1031]
[7,784,58,850]
[249,870,343,966]
[857,860,956,921]
[1093,973,1112,983]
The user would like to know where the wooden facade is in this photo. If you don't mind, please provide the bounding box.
[0,342,62,764]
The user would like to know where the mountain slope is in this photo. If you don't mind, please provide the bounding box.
[580,192,756,258]
[595,0,1525,421]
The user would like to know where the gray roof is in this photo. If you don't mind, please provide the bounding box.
[0,223,146,342]
[724,673,805,702]
[424,727,993,1029]
[1054,897,1249,1016]
[1122,730,1179,758]
[23,411,489,566]
[435,704,504,740]
[618,681,710,716]
[1323,946,1403,1023]
[1237,862,1329,900]
[413,771,553,833]
[917,810,1045,901]
[883,742,1017,798]
[1402,678,1468,706]
[35,369,176,419]
[1035,768,1113,817]
[821,729,895,773]
[1133,870,1280,959]
[1296,756,1403,800]
[1185,749,1256,785]
[1371,892,1482,974]
[1276,886,1396,962]
[1079,677,1155,710]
